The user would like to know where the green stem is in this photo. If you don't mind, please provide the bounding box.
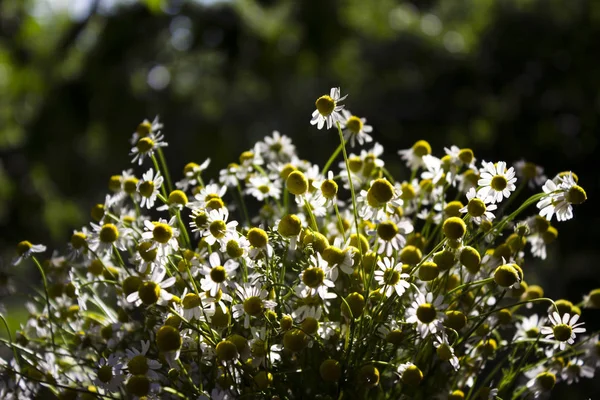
[157,147,173,193]
[321,142,344,175]
[31,256,56,351]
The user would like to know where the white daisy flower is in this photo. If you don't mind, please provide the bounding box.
[188,182,227,210]
[130,116,163,145]
[514,160,546,188]
[256,130,296,162]
[398,140,432,170]
[373,257,410,298]
[310,87,347,130]
[373,218,413,257]
[126,266,176,306]
[203,208,239,246]
[246,175,282,201]
[88,222,130,256]
[514,314,546,341]
[141,217,180,257]
[125,340,162,380]
[178,288,215,322]
[477,161,517,204]
[433,333,460,371]
[525,370,557,399]
[540,312,586,350]
[322,238,354,282]
[406,291,447,338]
[561,358,595,384]
[94,354,124,393]
[12,241,46,266]
[232,282,277,328]
[297,253,336,301]
[130,131,168,166]
[137,168,164,209]
[340,109,373,147]
[537,172,586,222]
[459,187,497,225]
[199,252,239,297]
[175,158,211,191]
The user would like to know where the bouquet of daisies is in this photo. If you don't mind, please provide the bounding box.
[1,88,597,400]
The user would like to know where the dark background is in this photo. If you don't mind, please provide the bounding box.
[0,0,599,397]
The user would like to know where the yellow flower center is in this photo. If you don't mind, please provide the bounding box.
[127,355,149,375]
[243,296,263,316]
[123,177,138,194]
[345,116,363,133]
[136,137,155,153]
[210,266,227,283]
[377,220,399,241]
[70,232,87,249]
[321,179,338,199]
[467,198,486,217]
[226,240,244,258]
[416,303,436,323]
[286,170,308,196]
[315,95,335,116]
[303,267,325,288]
[138,282,160,305]
[108,175,122,192]
[209,220,227,239]
[168,190,188,206]
[99,224,119,243]
[153,223,173,244]
[566,185,586,205]
[97,365,113,383]
[126,375,150,397]
[138,241,158,262]
[182,293,201,309]
[383,269,401,285]
[490,175,508,191]
[138,181,155,197]
[367,179,395,207]
[553,323,573,342]
[247,228,268,248]
[412,140,431,157]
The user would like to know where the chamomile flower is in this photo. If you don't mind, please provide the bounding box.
[178,289,215,321]
[126,266,176,306]
[130,131,168,166]
[125,340,162,380]
[12,241,46,266]
[232,282,277,328]
[514,314,546,341]
[297,253,336,301]
[477,161,517,204]
[247,175,282,201]
[94,354,124,393]
[256,130,296,162]
[130,116,163,145]
[88,222,130,255]
[141,217,180,257]
[514,160,546,188]
[203,208,239,246]
[321,238,354,281]
[175,159,211,191]
[199,252,239,297]
[406,292,447,338]
[137,168,164,209]
[398,140,432,170]
[434,333,460,370]
[374,257,410,298]
[459,187,497,225]
[340,110,373,147]
[374,218,413,257]
[310,87,347,130]
[541,312,586,350]
[526,370,557,398]
[188,182,227,210]
[537,172,586,222]
[561,358,595,384]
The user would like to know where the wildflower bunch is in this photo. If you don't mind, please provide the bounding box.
[1,89,596,399]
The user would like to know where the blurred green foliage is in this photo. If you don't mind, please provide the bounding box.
[0,0,599,387]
